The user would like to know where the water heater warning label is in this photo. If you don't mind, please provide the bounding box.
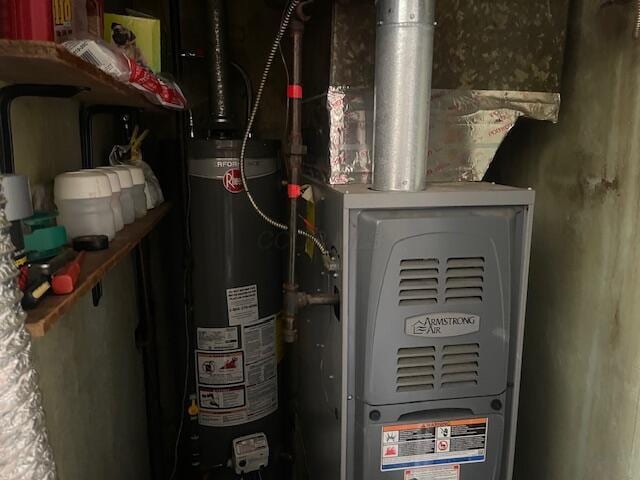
[197,327,239,351]
[381,418,487,472]
[196,351,244,385]
[197,315,278,428]
[226,285,259,326]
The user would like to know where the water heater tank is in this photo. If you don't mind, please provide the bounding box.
[189,138,283,477]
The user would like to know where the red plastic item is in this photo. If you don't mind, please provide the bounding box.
[51,251,85,295]
[0,0,54,41]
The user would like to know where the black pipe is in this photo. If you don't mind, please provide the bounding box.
[169,0,201,477]
[230,61,254,132]
[134,241,165,479]
[79,105,139,169]
[206,0,234,134]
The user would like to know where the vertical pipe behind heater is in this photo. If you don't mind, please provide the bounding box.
[372,0,435,192]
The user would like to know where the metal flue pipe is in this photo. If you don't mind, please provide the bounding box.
[372,0,435,192]
[206,0,234,133]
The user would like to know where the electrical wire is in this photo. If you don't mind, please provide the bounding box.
[279,9,291,141]
[239,0,328,256]
[169,139,193,480]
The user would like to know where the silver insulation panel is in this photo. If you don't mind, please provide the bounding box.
[0,190,57,479]
[307,88,560,185]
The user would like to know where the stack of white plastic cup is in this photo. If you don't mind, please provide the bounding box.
[100,166,136,225]
[123,165,147,219]
[54,171,116,241]
[90,168,123,232]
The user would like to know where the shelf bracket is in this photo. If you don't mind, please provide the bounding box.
[79,105,141,169]
[92,281,103,307]
[0,84,86,174]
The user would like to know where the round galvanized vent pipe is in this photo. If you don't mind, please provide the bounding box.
[372,0,435,192]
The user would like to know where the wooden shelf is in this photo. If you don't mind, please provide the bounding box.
[0,40,161,110]
[25,202,171,337]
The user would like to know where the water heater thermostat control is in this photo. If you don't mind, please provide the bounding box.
[232,433,269,474]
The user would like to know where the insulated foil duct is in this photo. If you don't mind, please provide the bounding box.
[305,88,560,184]
[0,189,57,479]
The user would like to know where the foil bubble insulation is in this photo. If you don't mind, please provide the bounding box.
[305,87,560,184]
[0,188,57,479]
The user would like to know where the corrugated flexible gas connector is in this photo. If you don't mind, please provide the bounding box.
[635,0,640,39]
[0,187,57,479]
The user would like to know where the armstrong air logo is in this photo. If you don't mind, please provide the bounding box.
[405,313,480,338]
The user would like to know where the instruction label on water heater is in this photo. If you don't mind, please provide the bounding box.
[226,285,259,326]
[381,418,488,471]
[198,314,278,428]
[404,465,460,480]
[197,327,239,351]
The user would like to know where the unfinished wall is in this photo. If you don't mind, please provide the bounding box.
[7,96,151,479]
[31,260,150,480]
[491,1,640,479]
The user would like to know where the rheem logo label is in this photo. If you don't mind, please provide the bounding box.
[223,169,244,193]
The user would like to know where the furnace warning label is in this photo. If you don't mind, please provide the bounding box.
[404,465,460,480]
[381,418,487,471]
[226,285,258,326]
[197,327,239,351]
[196,351,244,385]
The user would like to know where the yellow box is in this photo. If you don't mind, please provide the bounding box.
[104,13,161,73]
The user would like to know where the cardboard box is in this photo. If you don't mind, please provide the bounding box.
[104,13,160,72]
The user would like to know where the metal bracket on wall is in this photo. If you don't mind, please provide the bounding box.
[92,281,103,307]
[79,105,141,169]
[0,84,85,174]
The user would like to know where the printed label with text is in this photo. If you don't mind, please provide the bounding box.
[382,418,488,471]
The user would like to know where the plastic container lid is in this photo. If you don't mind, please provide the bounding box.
[90,168,121,193]
[54,171,112,200]
[100,166,134,189]
[122,165,145,185]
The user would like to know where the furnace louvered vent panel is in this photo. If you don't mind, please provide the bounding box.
[445,257,485,304]
[398,258,439,306]
[440,343,480,388]
[396,347,436,392]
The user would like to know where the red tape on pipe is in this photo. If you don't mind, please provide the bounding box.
[288,183,302,198]
[287,84,303,99]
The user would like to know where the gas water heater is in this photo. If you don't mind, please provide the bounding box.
[189,139,283,476]
[187,0,284,475]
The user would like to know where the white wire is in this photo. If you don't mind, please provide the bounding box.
[239,0,328,256]
[169,161,193,480]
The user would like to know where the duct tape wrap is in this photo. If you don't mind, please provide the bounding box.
[0,189,57,479]
[306,87,561,184]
